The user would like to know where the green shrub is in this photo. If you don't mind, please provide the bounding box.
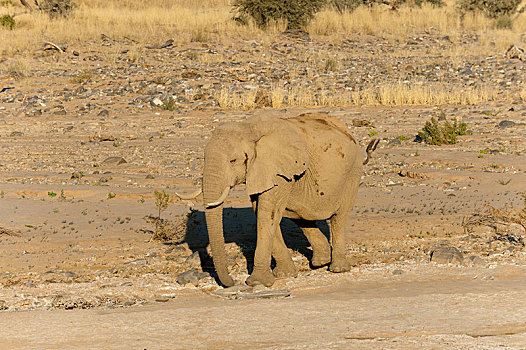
[456,0,523,19]
[0,14,15,30]
[418,117,468,145]
[232,0,326,29]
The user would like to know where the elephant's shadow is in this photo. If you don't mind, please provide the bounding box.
[183,207,330,278]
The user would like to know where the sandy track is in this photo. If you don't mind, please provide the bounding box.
[2,267,526,350]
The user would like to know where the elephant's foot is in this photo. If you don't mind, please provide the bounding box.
[246,269,275,287]
[273,260,298,278]
[329,257,351,273]
[311,248,331,267]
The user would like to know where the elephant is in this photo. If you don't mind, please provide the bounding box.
[196,112,376,287]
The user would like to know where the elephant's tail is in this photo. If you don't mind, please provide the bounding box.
[363,139,380,165]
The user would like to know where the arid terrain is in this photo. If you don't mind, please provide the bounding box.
[1,0,526,348]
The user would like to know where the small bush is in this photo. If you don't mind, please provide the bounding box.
[456,0,523,19]
[0,14,15,30]
[232,0,326,29]
[418,117,468,145]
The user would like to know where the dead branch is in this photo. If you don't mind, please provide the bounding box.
[363,138,380,165]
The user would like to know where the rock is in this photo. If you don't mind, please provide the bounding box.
[497,120,516,128]
[399,170,428,180]
[102,157,127,166]
[392,269,403,275]
[211,284,252,297]
[124,258,148,265]
[467,255,485,267]
[62,271,77,279]
[430,246,463,264]
[386,138,402,147]
[10,131,23,137]
[151,97,163,106]
[184,251,202,270]
[235,289,291,300]
[507,223,525,236]
[176,269,209,286]
[155,297,170,302]
[505,45,526,61]
[352,119,370,127]
[97,109,109,117]
[0,300,7,310]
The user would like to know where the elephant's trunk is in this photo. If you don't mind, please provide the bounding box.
[203,152,235,287]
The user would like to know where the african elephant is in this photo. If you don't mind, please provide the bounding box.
[200,112,373,287]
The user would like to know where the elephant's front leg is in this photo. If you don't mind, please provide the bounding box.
[246,192,286,287]
[271,226,297,278]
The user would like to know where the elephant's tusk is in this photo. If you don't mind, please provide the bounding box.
[174,188,202,200]
[205,186,230,208]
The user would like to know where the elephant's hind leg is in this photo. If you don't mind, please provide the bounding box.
[328,212,351,273]
[271,226,298,278]
[328,175,359,273]
[294,219,331,267]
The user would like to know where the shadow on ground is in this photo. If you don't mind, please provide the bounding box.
[183,207,330,281]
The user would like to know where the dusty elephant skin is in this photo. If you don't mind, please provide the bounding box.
[201,112,364,287]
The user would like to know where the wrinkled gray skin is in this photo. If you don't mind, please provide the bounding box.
[203,112,362,287]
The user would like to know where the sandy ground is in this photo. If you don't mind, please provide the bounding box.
[1,31,526,348]
[1,264,526,349]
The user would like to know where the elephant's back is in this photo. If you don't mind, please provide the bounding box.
[285,113,357,145]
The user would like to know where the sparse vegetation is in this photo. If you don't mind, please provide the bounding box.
[418,117,468,145]
[70,71,93,84]
[0,14,15,30]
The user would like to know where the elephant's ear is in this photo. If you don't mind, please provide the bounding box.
[245,125,308,196]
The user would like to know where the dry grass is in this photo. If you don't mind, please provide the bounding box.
[216,82,499,109]
[1,0,525,53]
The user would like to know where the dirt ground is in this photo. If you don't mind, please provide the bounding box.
[1,29,526,349]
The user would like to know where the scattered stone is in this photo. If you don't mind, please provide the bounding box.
[176,269,209,286]
[124,258,148,265]
[497,120,516,128]
[102,157,127,166]
[151,97,163,107]
[505,45,526,61]
[386,138,402,147]
[98,109,109,117]
[467,255,485,267]
[352,119,370,127]
[146,39,174,49]
[399,170,428,180]
[235,289,291,300]
[211,284,252,297]
[184,251,202,270]
[430,246,463,264]
[62,271,77,279]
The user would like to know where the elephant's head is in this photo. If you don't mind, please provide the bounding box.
[203,115,309,287]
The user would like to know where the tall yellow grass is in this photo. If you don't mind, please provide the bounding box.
[216,83,499,109]
[1,0,525,52]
